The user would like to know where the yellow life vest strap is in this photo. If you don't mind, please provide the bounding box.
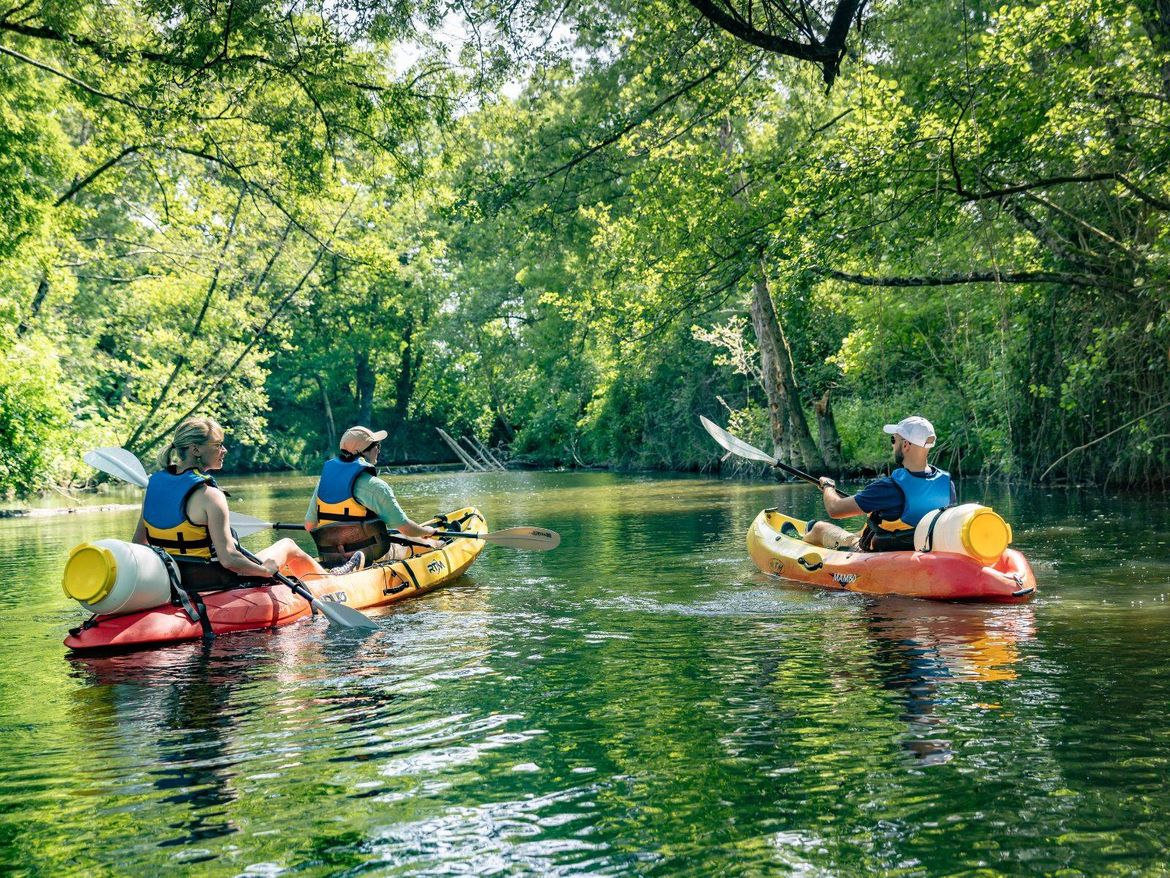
[316,497,376,522]
[145,522,214,559]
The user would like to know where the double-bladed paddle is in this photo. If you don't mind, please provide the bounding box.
[227,514,561,551]
[84,447,379,631]
[700,416,848,495]
[85,447,562,551]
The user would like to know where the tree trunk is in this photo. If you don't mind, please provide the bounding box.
[16,274,49,337]
[747,271,794,463]
[720,116,823,473]
[355,349,375,427]
[316,375,337,453]
[393,317,415,425]
[1137,0,1170,98]
[749,265,824,472]
[494,411,516,442]
[814,389,844,473]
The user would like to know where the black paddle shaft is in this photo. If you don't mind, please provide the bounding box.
[773,459,821,486]
[237,546,311,601]
[772,459,852,499]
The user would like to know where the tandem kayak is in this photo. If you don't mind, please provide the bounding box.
[64,507,487,652]
[747,508,1036,603]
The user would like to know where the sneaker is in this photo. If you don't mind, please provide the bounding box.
[329,551,365,575]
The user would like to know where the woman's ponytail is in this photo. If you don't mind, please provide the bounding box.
[156,442,176,470]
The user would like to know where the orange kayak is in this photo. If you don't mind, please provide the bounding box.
[64,508,486,652]
[747,508,1036,603]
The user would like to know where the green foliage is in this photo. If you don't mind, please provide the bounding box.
[0,0,1167,496]
[0,333,72,496]
[0,63,72,259]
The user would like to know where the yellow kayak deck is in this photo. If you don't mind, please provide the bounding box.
[303,506,487,610]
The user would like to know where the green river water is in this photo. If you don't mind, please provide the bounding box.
[1,470,1169,876]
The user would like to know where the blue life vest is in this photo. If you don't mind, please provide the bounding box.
[315,457,378,524]
[143,469,218,558]
[890,466,953,527]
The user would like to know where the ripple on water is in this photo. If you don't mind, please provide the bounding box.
[363,784,627,876]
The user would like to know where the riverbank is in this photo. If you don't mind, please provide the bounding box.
[0,502,140,520]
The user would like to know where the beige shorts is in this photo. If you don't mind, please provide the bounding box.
[814,522,862,552]
[374,543,417,563]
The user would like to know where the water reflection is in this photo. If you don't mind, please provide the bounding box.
[5,472,1170,876]
[68,641,265,851]
[861,597,1036,765]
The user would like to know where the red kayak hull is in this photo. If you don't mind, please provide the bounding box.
[64,507,487,652]
[747,508,1037,603]
[63,584,311,651]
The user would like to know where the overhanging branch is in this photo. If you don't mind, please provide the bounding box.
[824,268,1127,292]
[56,145,144,205]
[687,0,865,86]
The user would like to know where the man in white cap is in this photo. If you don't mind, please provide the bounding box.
[802,415,956,552]
[304,425,441,570]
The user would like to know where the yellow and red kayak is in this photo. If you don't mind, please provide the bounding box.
[64,508,486,652]
[747,508,1036,603]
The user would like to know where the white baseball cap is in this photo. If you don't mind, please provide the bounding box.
[883,416,937,448]
[339,425,388,454]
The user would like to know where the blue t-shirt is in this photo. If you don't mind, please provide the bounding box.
[853,468,957,524]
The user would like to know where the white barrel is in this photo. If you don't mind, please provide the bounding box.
[914,503,1013,563]
[62,539,174,615]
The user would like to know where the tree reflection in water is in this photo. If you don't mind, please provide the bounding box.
[68,637,272,852]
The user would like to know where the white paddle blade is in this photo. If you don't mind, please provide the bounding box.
[310,596,380,630]
[84,447,149,488]
[438,527,561,550]
[229,513,275,537]
[487,527,561,550]
[699,416,779,466]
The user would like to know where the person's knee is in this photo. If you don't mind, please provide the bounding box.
[273,538,301,556]
[384,545,408,561]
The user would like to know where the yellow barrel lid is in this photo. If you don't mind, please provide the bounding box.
[962,508,1011,562]
[62,543,117,603]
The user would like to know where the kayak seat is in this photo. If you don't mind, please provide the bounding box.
[171,556,271,593]
[311,521,394,567]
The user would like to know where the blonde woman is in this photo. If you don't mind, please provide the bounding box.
[133,417,361,592]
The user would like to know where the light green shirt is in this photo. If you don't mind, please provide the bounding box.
[306,470,409,530]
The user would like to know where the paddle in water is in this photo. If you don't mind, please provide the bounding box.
[235,546,378,631]
[84,447,380,631]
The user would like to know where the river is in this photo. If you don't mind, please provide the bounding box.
[1,470,1168,876]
